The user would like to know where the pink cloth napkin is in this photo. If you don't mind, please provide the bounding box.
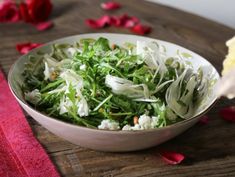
[0,70,60,177]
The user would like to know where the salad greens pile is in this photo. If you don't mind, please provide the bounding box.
[22,37,210,130]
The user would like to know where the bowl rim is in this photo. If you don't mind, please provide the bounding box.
[8,32,220,134]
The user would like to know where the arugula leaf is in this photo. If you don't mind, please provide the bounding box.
[93,37,111,52]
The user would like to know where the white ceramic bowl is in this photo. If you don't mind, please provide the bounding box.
[8,33,219,152]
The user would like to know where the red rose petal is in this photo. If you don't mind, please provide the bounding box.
[131,23,151,35]
[160,151,185,165]
[119,14,139,28]
[33,21,53,31]
[86,15,111,29]
[110,14,139,28]
[0,0,21,23]
[110,16,121,26]
[86,14,152,35]
[199,115,209,125]
[16,42,42,54]
[123,19,137,28]
[219,107,235,122]
[101,1,121,10]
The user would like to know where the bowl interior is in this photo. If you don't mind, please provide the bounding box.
[9,33,219,125]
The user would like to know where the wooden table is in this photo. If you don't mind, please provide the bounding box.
[1,0,235,176]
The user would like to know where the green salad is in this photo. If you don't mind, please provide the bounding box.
[22,37,209,130]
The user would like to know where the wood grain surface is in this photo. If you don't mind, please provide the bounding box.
[1,0,235,176]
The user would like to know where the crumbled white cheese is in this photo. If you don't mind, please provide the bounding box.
[122,124,132,131]
[79,64,86,70]
[98,119,120,130]
[138,114,152,129]
[131,124,142,130]
[151,116,159,128]
[25,89,41,104]
[121,114,160,131]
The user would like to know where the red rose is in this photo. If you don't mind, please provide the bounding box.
[19,2,31,22]
[0,0,20,23]
[20,0,52,23]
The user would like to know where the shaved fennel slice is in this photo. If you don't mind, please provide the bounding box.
[152,79,174,94]
[194,67,212,106]
[48,85,67,94]
[137,41,170,94]
[166,69,197,118]
[44,54,72,67]
[133,96,160,102]
[105,74,150,99]
[133,98,159,102]
[43,62,51,80]
[137,41,167,73]
[44,54,58,66]
[64,47,79,58]
[77,97,89,117]
[43,55,73,81]
[60,70,83,90]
